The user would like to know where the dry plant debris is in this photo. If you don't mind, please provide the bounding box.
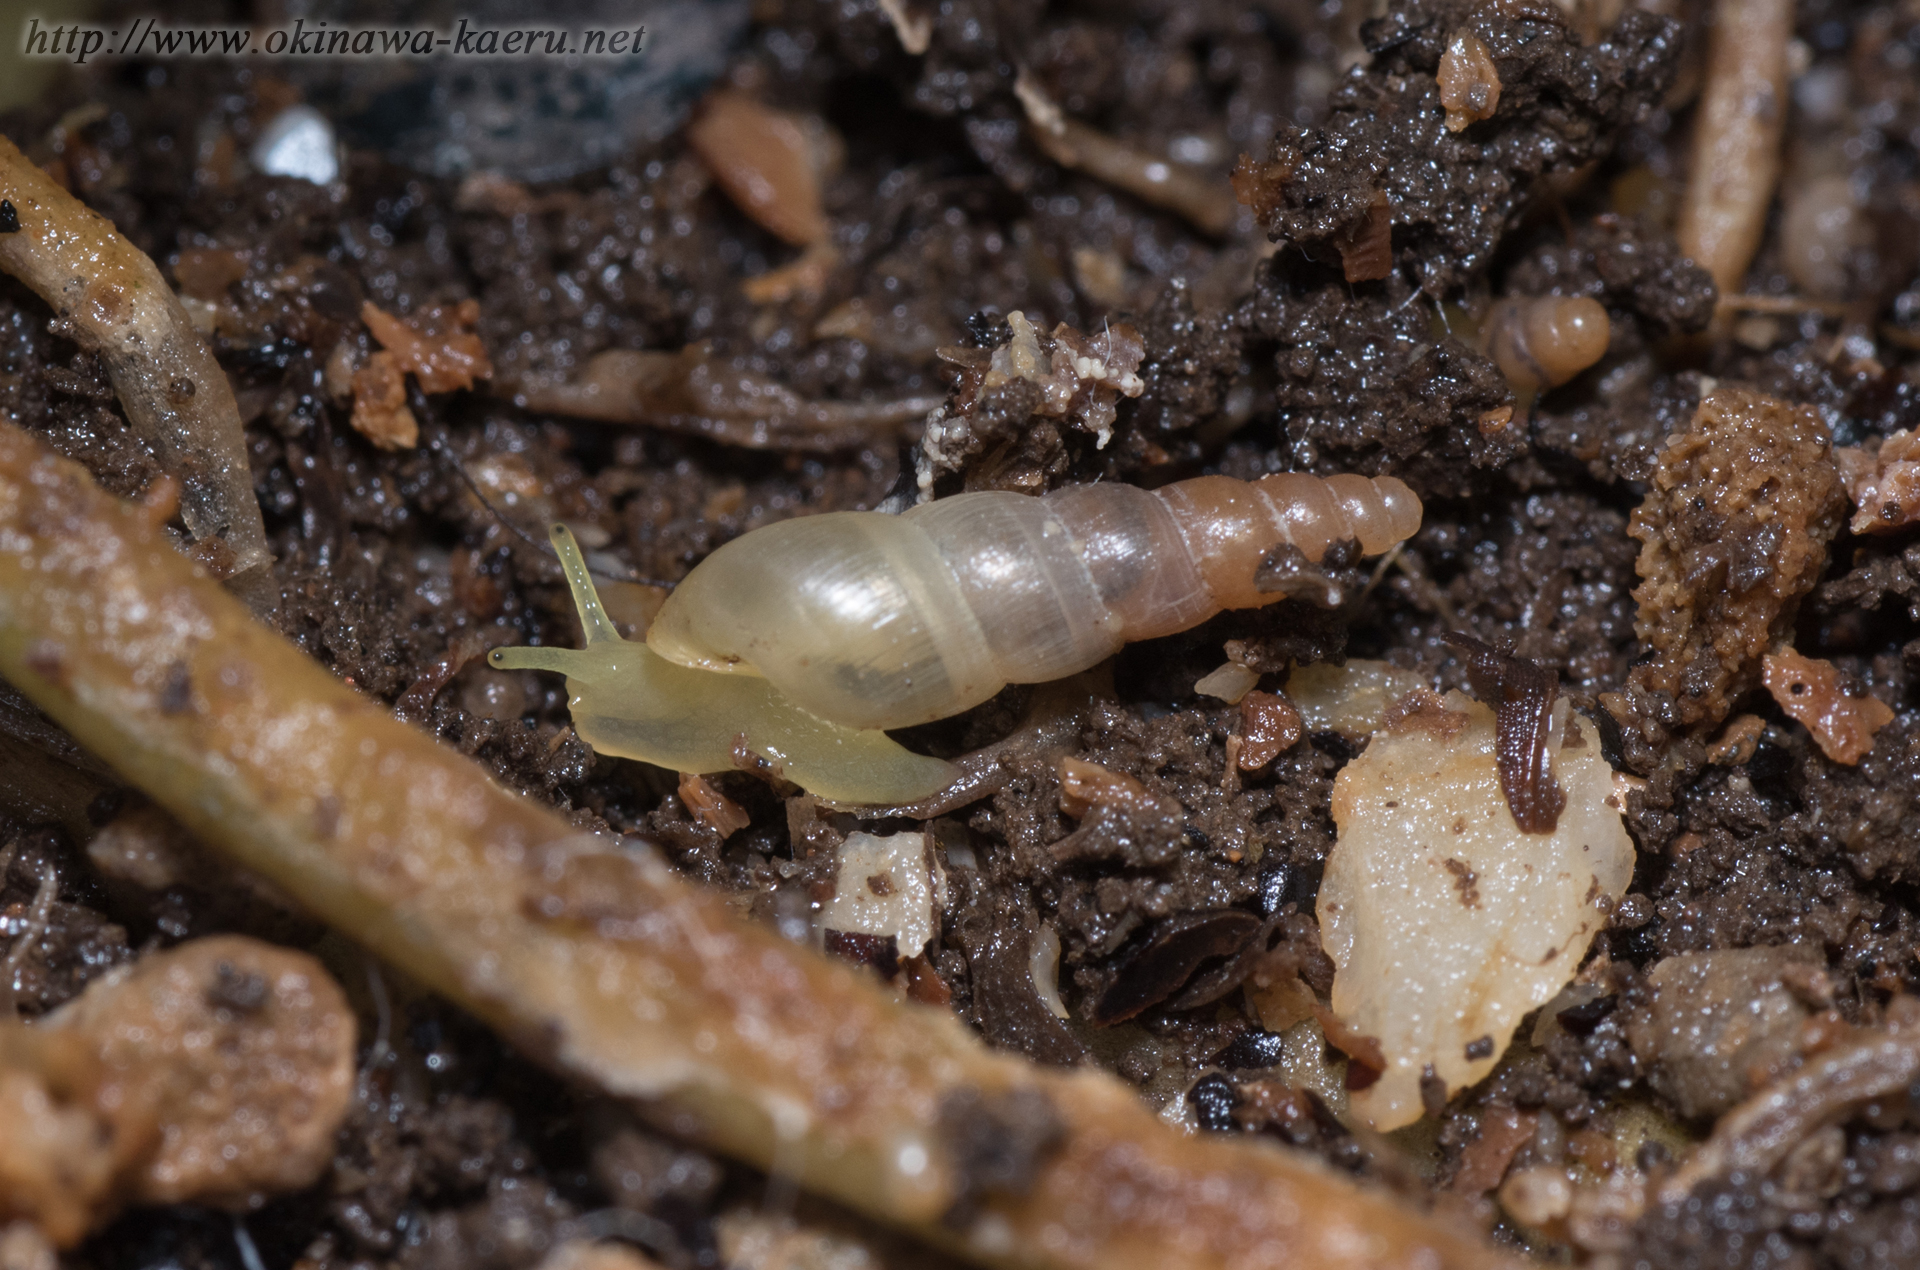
[510,346,942,451]
[0,935,353,1245]
[0,424,1517,1270]
[1627,387,1846,730]
[821,830,946,961]
[350,300,495,452]
[1836,428,1920,536]
[0,136,269,591]
[1319,692,1632,1131]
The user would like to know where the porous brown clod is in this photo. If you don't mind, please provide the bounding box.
[1627,387,1846,730]
[0,936,354,1245]
[1627,946,1824,1121]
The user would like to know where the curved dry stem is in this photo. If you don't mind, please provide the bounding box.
[0,421,1516,1270]
[1014,74,1235,238]
[1675,0,1792,296]
[511,347,942,452]
[0,135,271,594]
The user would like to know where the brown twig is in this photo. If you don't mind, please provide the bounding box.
[0,421,1517,1270]
[0,135,272,601]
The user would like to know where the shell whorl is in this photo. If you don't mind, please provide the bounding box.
[644,473,1422,731]
[1486,296,1611,393]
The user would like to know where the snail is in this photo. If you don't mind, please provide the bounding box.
[491,472,1423,804]
[1484,295,1611,397]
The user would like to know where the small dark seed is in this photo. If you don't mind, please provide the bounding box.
[1187,1073,1240,1132]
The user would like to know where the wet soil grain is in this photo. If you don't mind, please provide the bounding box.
[3,0,1920,1267]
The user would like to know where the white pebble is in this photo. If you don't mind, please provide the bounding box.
[251,105,340,186]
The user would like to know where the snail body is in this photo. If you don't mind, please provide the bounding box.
[492,472,1422,803]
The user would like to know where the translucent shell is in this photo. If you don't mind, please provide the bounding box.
[646,472,1423,732]
[1486,296,1611,393]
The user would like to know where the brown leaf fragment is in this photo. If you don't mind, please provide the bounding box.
[1762,649,1895,765]
[1237,691,1302,769]
[1442,632,1565,834]
[685,90,828,247]
[348,349,417,450]
[1336,192,1394,282]
[1092,910,1264,1025]
[1437,31,1501,131]
[361,299,493,393]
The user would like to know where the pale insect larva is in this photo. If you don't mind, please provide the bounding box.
[491,472,1423,805]
[1484,295,1612,396]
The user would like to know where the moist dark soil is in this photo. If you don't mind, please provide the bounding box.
[5,0,1920,1267]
